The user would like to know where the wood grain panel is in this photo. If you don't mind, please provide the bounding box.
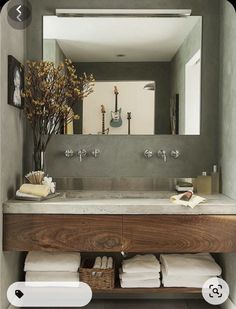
[3,215,122,252]
[123,215,236,253]
[93,287,201,294]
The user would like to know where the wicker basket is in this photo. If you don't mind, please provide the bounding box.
[79,258,115,290]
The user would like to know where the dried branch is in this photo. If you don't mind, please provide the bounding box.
[22,59,95,151]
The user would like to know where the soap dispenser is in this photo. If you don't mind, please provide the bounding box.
[211,165,220,194]
[197,171,212,195]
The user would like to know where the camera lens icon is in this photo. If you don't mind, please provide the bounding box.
[202,278,229,305]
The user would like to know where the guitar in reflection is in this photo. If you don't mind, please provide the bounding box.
[127,112,132,135]
[99,105,109,135]
[110,86,122,128]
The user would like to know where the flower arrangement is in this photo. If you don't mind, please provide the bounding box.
[22,59,94,170]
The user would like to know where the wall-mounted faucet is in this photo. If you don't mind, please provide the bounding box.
[157,150,167,162]
[65,149,74,158]
[91,149,101,158]
[77,149,87,162]
[170,150,180,159]
[65,148,101,161]
[144,149,153,159]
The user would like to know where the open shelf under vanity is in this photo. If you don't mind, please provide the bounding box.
[93,286,201,294]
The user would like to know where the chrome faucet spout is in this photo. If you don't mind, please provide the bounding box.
[78,149,87,162]
[157,150,167,162]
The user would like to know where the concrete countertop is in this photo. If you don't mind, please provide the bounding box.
[3,191,236,215]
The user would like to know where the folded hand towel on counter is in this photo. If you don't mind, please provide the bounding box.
[25,271,80,282]
[162,267,212,288]
[120,279,161,288]
[19,184,50,197]
[24,252,81,272]
[16,190,40,199]
[119,269,160,281]
[160,253,222,277]
[170,193,206,209]
[122,254,160,273]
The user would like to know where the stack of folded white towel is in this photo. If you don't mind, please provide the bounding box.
[160,253,222,288]
[120,254,161,288]
[24,251,81,282]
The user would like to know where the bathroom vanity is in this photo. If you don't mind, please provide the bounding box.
[4,193,236,253]
[3,192,236,294]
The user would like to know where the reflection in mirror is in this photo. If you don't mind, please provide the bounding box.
[83,81,155,135]
[43,15,202,135]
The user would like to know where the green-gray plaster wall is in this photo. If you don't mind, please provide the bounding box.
[219,0,236,307]
[170,19,202,134]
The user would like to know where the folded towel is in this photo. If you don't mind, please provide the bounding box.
[119,269,160,281]
[16,190,39,199]
[25,271,80,282]
[161,267,212,288]
[122,255,160,273]
[160,253,222,277]
[121,279,161,288]
[170,193,206,208]
[24,252,81,272]
[93,257,102,269]
[19,184,50,198]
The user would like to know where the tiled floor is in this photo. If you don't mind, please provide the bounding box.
[82,300,220,309]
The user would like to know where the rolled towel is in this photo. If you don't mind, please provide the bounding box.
[120,279,161,288]
[24,252,81,272]
[162,267,212,288]
[160,253,222,277]
[25,271,80,282]
[119,269,160,281]
[19,184,50,198]
[122,254,160,273]
[101,256,108,269]
[107,257,113,269]
[93,257,102,269]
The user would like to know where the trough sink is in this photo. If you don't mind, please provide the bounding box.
[63,190,175,200]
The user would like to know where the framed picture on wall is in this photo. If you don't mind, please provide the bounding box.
[8,55,24,109]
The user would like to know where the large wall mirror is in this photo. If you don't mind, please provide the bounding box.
[43,13,202,135]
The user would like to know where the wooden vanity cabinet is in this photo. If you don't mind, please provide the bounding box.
[3,214,236,252]
[122,215,236,253]
[3,215,123,252]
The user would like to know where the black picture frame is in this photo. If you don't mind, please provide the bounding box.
[8,55,24,109]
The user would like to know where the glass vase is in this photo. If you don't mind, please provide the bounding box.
[33,148,45,171]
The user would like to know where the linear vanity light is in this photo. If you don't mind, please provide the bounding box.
[55,9,192,18]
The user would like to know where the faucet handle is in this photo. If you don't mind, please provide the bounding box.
[91,149,101,158]
[157,150,167,162]
[65,149,74,158]
[170,150,180,159]
[144,149,153,159]
[77,149,87,162]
